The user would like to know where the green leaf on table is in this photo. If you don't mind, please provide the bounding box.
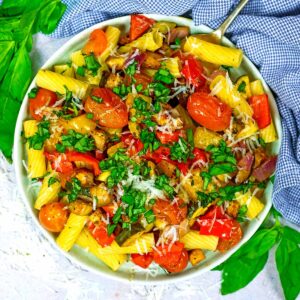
[0,91,21,159]
[36,0,67,34]
[1,43,32,101]
[275,227,300,300]
[0,40,15,82]
[214,227,280,294]
[221,252,269,295]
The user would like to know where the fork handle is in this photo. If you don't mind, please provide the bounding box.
[215,0,250,36]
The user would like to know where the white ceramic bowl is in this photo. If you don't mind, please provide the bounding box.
[13,14,282,284]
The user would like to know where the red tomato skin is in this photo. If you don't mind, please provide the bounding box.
[198,219,235,239]
[29,88,57,120]
[217,220,242,251]
[87,221,115,247]
[155,130,183,144]
[39,202,69,233]
[82,29,108,56]
[192,148,208,164]
[130,15,155,41]
[153,242,184,266]
[181,57,205,88]
[45,152,74,174]
[162,249,189,273]
[67,152,101,176]
[131,253,153,269]
[153,242,188,273]
[121,133,144,156]
[152,199,187,225]
[249,94,271,129]
[187,92,232,131]
[84,88,128,128]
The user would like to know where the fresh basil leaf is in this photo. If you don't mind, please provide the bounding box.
[275,227,300,300]
[0,92,21,159]
[1,43,31,101]
[221,252,268,295]
[240,228,279,259]
[0,40,15,82]
[36,0,66,34]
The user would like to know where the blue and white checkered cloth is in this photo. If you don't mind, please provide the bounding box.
[52,0,300,224]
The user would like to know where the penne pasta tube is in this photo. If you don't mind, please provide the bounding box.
[184,36,243,67]
[23,120,46,179]
[127,30,163,52]
[181,231,219,251]
[250,79,277,143]
[76,229,126,271]
[54,64,75,78]
[236,191,264,219]
[56,213,88,251]
[34,171,61,210]
[99,26,121,63]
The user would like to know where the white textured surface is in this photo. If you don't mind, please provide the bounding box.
[0,33,285,300]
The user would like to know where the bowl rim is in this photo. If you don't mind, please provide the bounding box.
[13,14,282,284]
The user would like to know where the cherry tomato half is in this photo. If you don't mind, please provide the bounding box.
[187,92,232,131]
[129,15,155,41]
[153,242,188,273]
[153,199,187,225]
[84,88,128,128]
[39,202,69,232]
[217,220,243,252]
[131,253,153,269]
[82,29,108,56]
[29,88,57,120]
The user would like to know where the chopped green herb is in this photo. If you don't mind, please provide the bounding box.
[65,178,82,202]
[154,68,175,85]
[28,87,39,99]
[91,95,103,103]
[175,38,181,45]
[125,61,137,76]
[84,54,100,76]
[148,82,171,103]
[48,177,59,187]
[155,174,175,198]
[86,113,94,119]
[27,120,50,150]
[170,137,193,162]
[76,66,86,77]
[237,81,246,93]
[136,84,143,92]
[237,204,248,222]
[56,130,95,153]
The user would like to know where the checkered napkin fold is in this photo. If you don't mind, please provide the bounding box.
[52,0,300,224]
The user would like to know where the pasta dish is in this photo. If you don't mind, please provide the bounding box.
[23,15,277,273]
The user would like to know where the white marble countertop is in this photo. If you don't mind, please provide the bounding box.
[0,33,288,300]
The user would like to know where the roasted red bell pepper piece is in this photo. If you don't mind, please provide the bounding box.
[129,14,155,41]
[198,219,235,239]
[45,152,74,174]
[131,253,153,269]
[156,130,183,144]
[249,94,271,129]
[87,221,115,247]
[121,133,144,156]
[101,204,116,217]
[181,57,205,88]
[197,206,235,240]
[67,151,101,175]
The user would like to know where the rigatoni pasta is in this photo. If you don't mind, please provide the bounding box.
[184,36,243,67]
[56,213,88,251]
[23,120,47,179]
[36,70,89,98]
